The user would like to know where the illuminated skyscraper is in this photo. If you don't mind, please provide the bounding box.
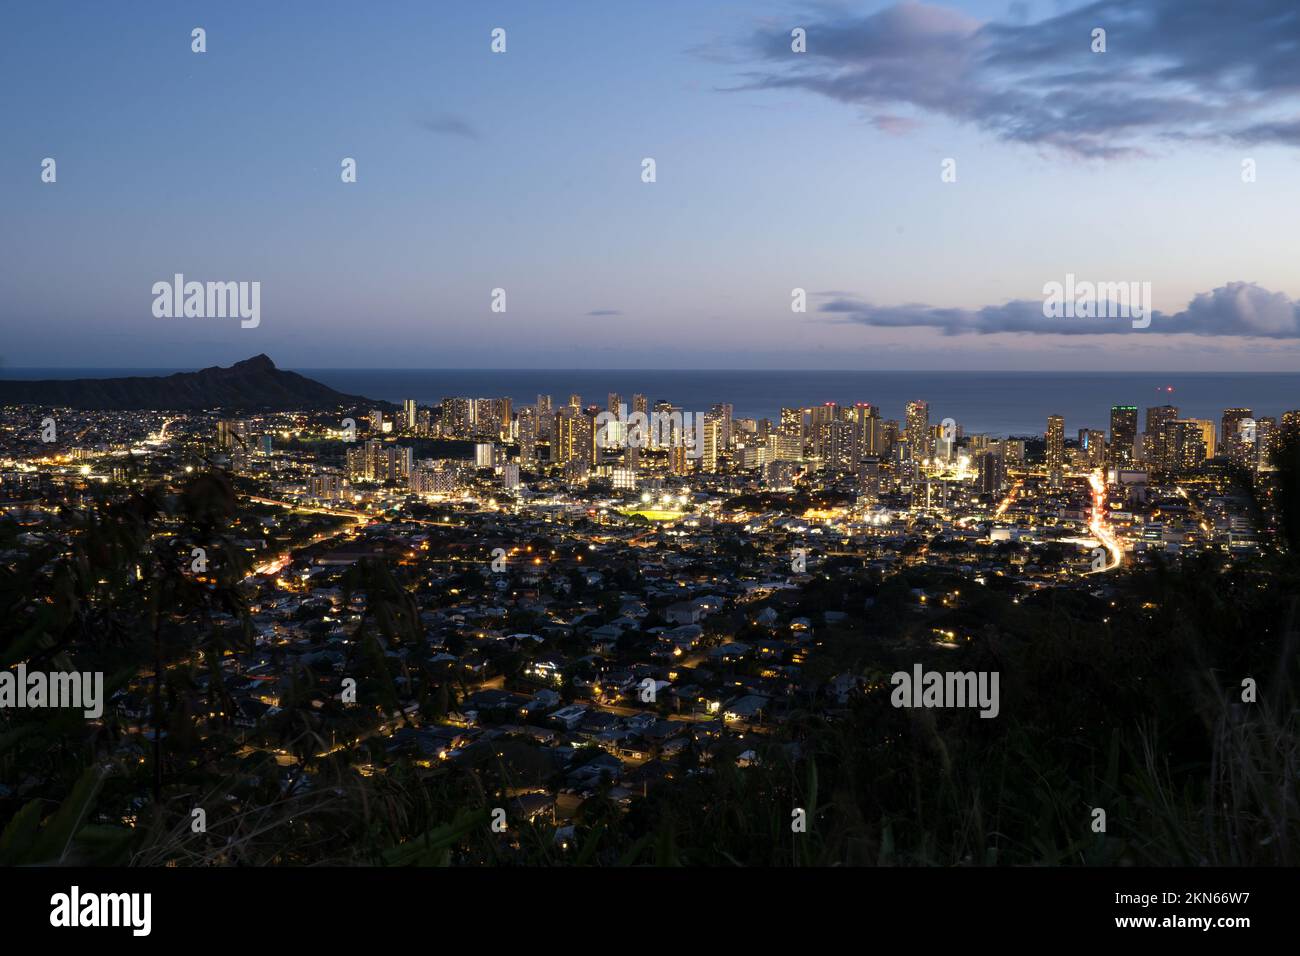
[846,403,881,463]
[702,416,723,473]
[439,397,473,438]
[1046,415,1065,482]
[977,449,1006,496]
[1222,408,1254,467]
[1145,405,1179,472]
[1108,405,1137,468]
[1170,420,1208,473]
[710,403,734,448]
[517,406,539,464]
[554,406,592,472]
[1187,419,1215,459]
[494,397,512,441]
[217,419,246,450]
[1283,410,1300,445]
[905,401,930,460]
[1255,417,1278,472]
[767,431,802,462]
[1079,428,1106,468]
[779,408,805,450]
[810,403,838,429]
[403,399,417,431]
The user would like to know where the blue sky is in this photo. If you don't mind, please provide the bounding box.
[4,0,1300,370]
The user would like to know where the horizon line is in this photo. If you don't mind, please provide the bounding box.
[5,365,1300,376]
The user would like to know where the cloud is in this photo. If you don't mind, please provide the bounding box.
[1175,283,1300,337]
[820,282,1300,337]
[416,113,481,140]
[736,0,1300,156]
[586,309,623,316]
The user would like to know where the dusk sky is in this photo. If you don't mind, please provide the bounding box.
[5,0,1300,371]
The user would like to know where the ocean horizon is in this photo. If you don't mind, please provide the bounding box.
[4,367,1298,437]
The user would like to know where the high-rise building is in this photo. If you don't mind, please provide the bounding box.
[669,442,691,476]
[501,463,521,490]
[1222,408,1254,467]
[905,401,930,460]
[845,403,881,464]
[767,431,802,463]
[810,403,838,429]
[494,397,512,441]
[472,398,499,439]
[517,406,539,464]
[553,406,593,473]
[1281,410,1300,442]
[1079,428,1106,468]
[857,456,882,497]
[882,420,901,459]
[309,470,345,501]
[1108,405,1138,468]
[348,439,411,483]
[977,449,1006,496]
[1145,405,1179,472]
[1170,420,1208,473]
[1046,415,1065,482]
[1188,419,1215,459]
[702,416,724,473]
[440,398,473,438]
[1256,417,1278,472]
[710,403,734,448]
[403,399,418,431]
[815,420,853,471]
[217,419,247,450]
[779,407,804,441]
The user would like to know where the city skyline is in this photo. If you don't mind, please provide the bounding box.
[6,0,1300,907]
[6,0,1300,371]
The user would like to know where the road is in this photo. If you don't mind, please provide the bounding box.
[1086,470,1124,573]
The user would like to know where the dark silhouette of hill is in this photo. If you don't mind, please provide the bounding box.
[0,355,389,411]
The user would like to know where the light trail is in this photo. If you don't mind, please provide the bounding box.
[1086,469,1124,573]
[994,479,1022,518]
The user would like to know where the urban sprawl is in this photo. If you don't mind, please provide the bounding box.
[1,389,1293,844]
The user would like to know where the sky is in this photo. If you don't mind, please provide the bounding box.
[4,0,1300,371]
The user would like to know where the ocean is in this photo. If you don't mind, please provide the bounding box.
[6,368,1300,437]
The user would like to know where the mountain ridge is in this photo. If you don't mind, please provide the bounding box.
[0,355,390,411]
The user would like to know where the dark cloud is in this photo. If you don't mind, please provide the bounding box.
[821,282,1300,337]
[738,0,1300,155]
[416,113,481,140]
[586,309,623,316]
